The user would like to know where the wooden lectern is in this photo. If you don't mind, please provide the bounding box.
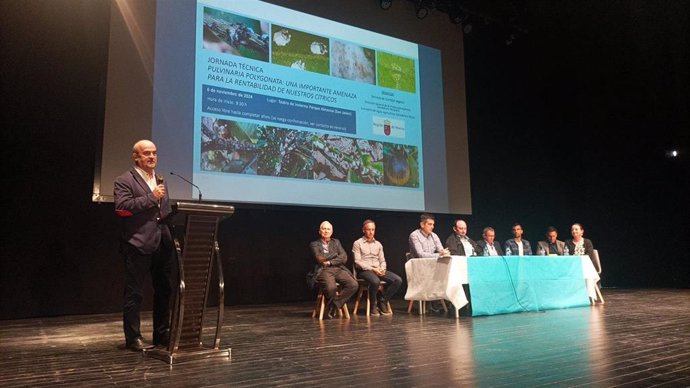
[146,201,234,364]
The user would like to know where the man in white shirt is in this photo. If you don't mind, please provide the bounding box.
[476,227,504,256]
[352,220,402,315]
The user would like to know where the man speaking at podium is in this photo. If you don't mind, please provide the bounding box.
[114,139,174,351]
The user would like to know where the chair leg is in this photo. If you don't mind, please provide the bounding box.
[314,283,355,320]
[365,289,371,317]
[318,293,326,320]
[312,290,322,319]
[339,303,350,319]
[387,301,393,316]
[407,300,429,314]
[439,300,448,312]
[353,287,366,316]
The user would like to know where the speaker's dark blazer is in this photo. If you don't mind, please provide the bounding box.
[114,167,172,254]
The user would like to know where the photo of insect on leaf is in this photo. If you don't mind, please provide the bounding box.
[383,143,419,187]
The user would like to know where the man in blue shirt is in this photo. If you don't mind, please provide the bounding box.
[409,213,450,258]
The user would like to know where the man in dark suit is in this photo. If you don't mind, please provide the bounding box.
[536,226,565,255]
[476,227,504,256]
[114,139,174,351]
[445,219,480,256]
[309,221,358,319]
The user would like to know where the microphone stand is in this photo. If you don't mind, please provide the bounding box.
[170,172,203,202]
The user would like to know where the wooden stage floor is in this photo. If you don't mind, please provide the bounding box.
[2,289,689,387]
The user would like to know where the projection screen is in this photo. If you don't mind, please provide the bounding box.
[94,0,472,214]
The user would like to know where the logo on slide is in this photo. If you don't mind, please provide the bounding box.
[373,117,405,138]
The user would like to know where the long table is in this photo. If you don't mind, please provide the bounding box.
[404,255,600,316]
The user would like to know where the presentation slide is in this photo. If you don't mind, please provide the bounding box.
[191,0,439,211]
[97,0,465,213]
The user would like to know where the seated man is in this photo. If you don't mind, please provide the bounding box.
[504,223,533,256]
[352,220,402,315]
[309,221,358,319]
[445,219,480,256]
[536,226,565,255]
[476,226,504,256]
[409,213,450,258]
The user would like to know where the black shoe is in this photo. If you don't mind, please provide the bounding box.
[127,337,150,352]
[369,306,381,316]
[378,301,391,315]
[326,303,338,319]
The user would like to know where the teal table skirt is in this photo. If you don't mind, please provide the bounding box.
[467,256,590,316]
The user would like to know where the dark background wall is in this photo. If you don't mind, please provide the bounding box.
[1,0,688,320]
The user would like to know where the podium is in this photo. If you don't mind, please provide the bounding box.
[146,201,234,364]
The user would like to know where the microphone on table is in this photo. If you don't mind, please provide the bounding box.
[170,171,203,202]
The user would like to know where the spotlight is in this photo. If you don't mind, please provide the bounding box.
[415,1,429,19]
[666,150,679,158]
[463,23,473,34]
[380,0,392,10]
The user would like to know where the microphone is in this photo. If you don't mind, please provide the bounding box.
[154,175,164,208]
[169,171,203,202]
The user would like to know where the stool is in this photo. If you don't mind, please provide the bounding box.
[312,287,350,320]
[353,279,393,316]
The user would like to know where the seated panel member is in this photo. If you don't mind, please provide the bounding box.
[409,213,450,258]
[564,223,595,257]
[352,220,402,315]
[476,227,504,256]
[445,219,480,256]
[536,226,565,255]
[309,221,358,319]
[504,223,533,256]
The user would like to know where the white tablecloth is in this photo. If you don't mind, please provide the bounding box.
[404,255,601,314]
[580,255,601,300]
[404,256,469,313]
